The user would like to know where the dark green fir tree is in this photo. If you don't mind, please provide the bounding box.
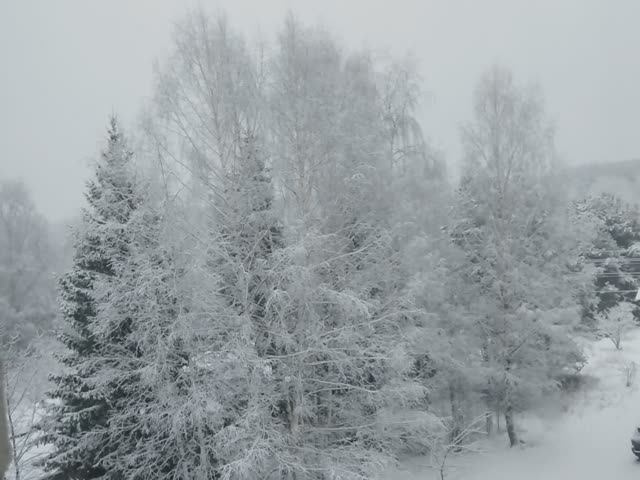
[37,117,143,480]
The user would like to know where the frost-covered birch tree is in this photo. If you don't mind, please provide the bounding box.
[143,10,436,478]
[451,66,584,447]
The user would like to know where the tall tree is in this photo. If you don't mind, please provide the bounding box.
[452,66,583,447]
[264,17,432,475]
[37,117,144,479]
[89,204,193,480]
[146,11,434,477]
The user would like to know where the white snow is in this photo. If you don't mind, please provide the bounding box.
[388,328,640,480]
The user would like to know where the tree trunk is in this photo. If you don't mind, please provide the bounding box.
[505,404,518,447]
[0,360,11,479]
[287,398,299,436]
[485,411,493,435]
[614,331,622,350]
[7,388,18,480]
[449,385,463,445]
[504,360,518,447]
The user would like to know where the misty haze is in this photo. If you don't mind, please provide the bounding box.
[2,1,640,479]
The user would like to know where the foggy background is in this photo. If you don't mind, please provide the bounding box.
[2,0,639,222]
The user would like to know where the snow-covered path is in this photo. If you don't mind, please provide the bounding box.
[390,329,640,480]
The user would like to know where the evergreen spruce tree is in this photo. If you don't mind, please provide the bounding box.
[92,209,190,479]
[572,193,640,326]
[219,130,285,351]
[37,117,143,480]
[451,67,585,447]
[199,130,288,474]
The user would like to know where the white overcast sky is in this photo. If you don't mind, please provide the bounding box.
[1,0,639,221]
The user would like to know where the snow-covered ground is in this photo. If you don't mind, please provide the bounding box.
[389,329,640,480]
[12,330,640,479]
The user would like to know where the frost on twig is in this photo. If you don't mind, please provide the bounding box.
[428,413,487,480]
[625,361,636,388]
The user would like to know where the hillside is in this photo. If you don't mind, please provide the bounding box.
[565,159,640,204]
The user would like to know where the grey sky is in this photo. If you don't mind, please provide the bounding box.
[2,0,639,222]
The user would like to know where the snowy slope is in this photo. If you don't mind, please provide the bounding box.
[388,329,640,480]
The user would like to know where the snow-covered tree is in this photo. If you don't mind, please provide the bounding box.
[269,15,346,219]
[0,180,56,346]
[37,117,145,480]
[1,333,55,480]
[598,301,635,350]
[149,9,262,192]
[571,194,640,326]
[87,203,196,480]
[451,66,584,447]
[145,11,435,477]
[263,18,433,474]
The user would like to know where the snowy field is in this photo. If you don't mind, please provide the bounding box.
[388,328,640,480]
